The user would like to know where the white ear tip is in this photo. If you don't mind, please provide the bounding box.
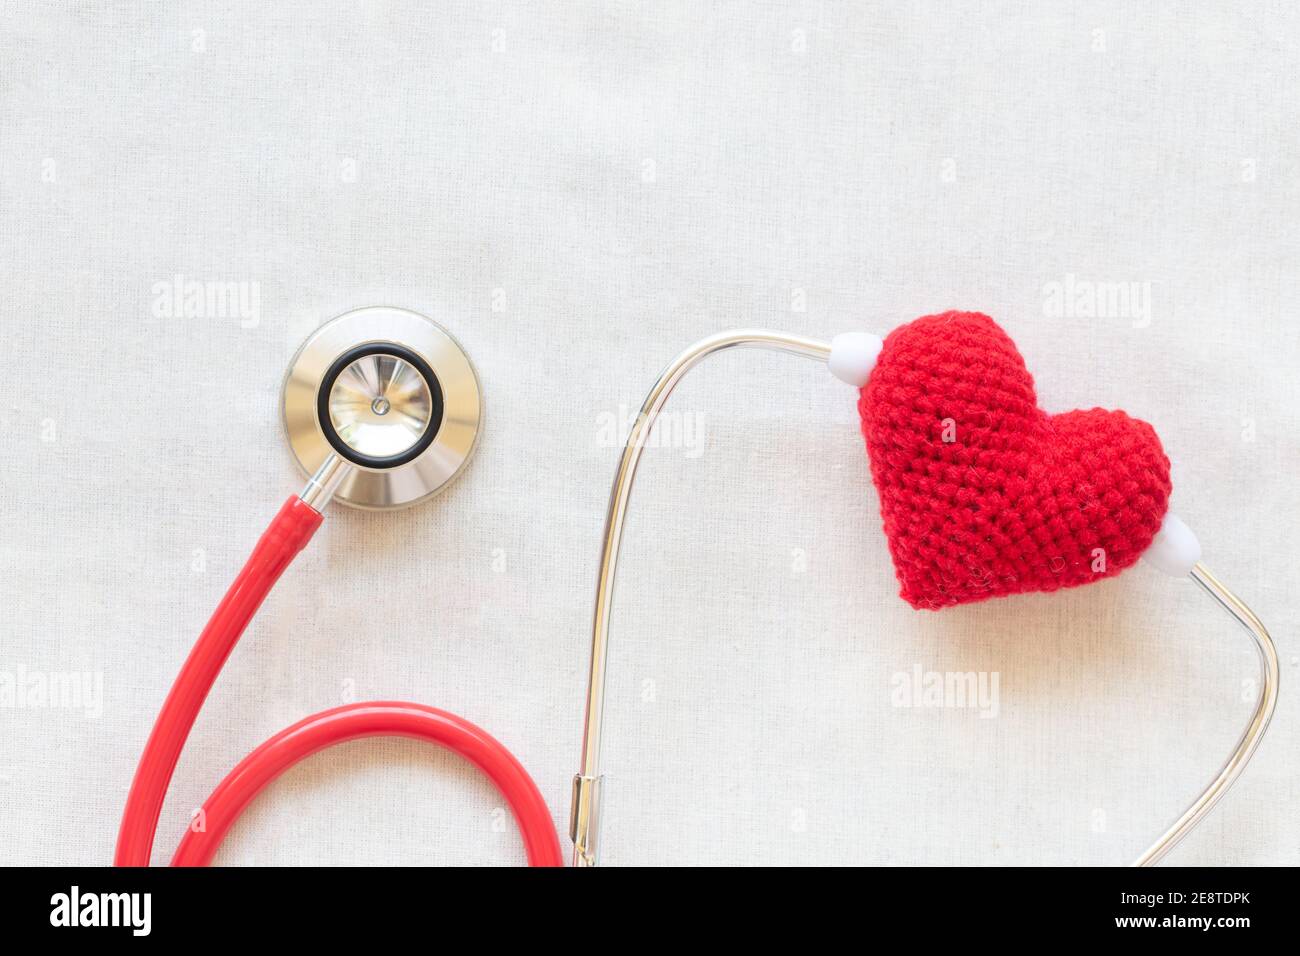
[1144,513,1201,577]
[828,332,883,387]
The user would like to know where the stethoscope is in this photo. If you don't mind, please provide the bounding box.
[118,306,1278,867]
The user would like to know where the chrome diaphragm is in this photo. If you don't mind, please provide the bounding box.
[327,350,434,460]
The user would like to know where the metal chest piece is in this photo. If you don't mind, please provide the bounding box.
[283,306,482,509]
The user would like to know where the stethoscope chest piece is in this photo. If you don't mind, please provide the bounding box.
[283,306,482,509]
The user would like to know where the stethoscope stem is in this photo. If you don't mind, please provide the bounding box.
[299,452,352,512]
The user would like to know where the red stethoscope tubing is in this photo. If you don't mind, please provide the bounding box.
[115,496,562,867]
[170,701,560,866]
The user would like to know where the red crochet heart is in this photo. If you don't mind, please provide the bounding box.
[858,311,1171,610]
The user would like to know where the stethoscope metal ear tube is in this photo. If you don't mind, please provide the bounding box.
[570,329,1279,867]
[1134,564,1279,866]
[572,330,835,867]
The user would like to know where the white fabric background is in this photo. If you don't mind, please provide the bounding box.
[1,1,1297,866]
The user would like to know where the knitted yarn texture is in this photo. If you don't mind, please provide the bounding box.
[858,311,1171,609]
